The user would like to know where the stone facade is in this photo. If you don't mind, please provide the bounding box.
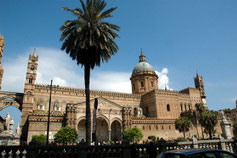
[22,51,209,143]
[0,36,229,143]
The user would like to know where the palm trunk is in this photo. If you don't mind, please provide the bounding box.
[183,131,186,138]
[209,131,212,139]
[201,126,204,139]
[85,63,91,145]
[195,114,199,138]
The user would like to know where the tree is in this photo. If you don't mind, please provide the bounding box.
[195,103,205,114]
[175,116,191,138]
[195,103,207,138]
[123,127,143,143]
[181,103,206,139]
[30,134,46,145]
[54,126,78,145]
[60,0,120,145]
[199,110,218,139]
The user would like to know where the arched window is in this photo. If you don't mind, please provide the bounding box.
[26,91,32,101]
[180,104,183,112]
[55,106,61,111]
[37,104,45,110]
[54,102,61,111]
[162,126,164,130]
[167,104,170,111]
[149,126,151,130]
[143,126,145,130]
[169,125,171,130]
[30,66,35,72]
[188,104,191,110]
[156,126,158,130]
[29,77,33,84]
[151,81,154,87]
[140,81,144,88]
[184,104,187,111]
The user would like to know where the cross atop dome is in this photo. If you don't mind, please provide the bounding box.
[139,49,146,62]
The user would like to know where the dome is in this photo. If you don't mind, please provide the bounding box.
[132,52,155,75]
[132,62,155,74]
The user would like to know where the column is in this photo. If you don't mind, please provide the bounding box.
[108,129,111,141]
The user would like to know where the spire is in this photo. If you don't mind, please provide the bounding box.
[139,49,146,62]
[32,48,37,57]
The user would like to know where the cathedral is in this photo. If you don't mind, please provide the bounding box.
[0,35,225,143]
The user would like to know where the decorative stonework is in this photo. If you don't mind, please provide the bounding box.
[0,35,4,90]
[220,111,233,139]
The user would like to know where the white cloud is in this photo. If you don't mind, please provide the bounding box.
[156,68,172,90]
[2,52,28,92]
[1,47,132,93]
[91,71,131,93]
[1,47,171,94]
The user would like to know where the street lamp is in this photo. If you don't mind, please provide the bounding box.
[46,80,53,145]
[92,98,98,144]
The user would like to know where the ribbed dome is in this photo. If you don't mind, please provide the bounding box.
[132,62,155,74]
[132,52,155,75]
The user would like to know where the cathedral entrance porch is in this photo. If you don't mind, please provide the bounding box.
[78,117,115,143]
[78,119,86,142]
[111,120,122,142]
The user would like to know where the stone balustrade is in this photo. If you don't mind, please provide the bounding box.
[0,138,236,158]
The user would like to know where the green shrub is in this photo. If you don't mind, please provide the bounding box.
[123,127,143,143]
[54,126,78,145]
[30,134,46,145]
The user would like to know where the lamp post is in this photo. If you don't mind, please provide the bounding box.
[46,80,53,145]
[92,98,98,144]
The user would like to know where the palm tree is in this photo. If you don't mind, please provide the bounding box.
[195,103,206,138]
[175,116,191,138]
[60,0,120,144]
[199,110,218,139]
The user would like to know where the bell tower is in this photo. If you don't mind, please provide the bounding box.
[24,48,38,88]
[194,73,207,105]
[0,35,5,90]
[130,51,158,95]
[21,49,39,142]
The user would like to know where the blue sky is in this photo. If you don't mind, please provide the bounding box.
[0,0,237,128]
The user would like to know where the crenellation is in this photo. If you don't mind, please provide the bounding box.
[35,83,141,99]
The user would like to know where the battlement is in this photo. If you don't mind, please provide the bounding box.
[131,117,175,124]
[35,84,141,99]
[142,89,192,97]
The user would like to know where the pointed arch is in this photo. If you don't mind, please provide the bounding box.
[0,95,23,111]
